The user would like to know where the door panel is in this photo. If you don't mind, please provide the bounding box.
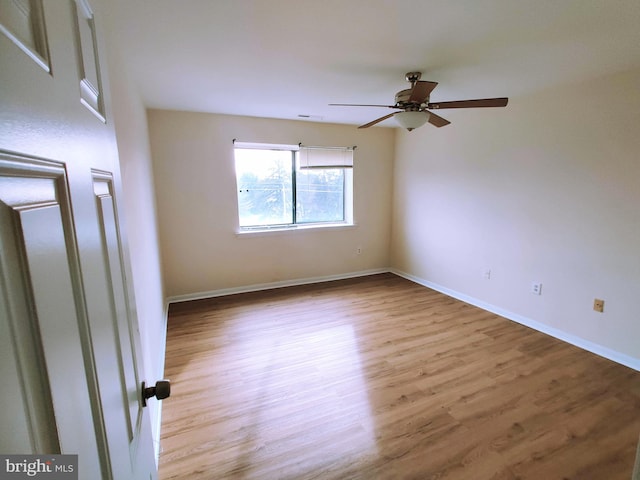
[0,156,104,478]
[0,0,51,72]
[72,0,105,120]
[20,204,105,477]
[92,171,146,473]
[0,173,58,456]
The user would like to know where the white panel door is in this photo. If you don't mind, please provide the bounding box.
[0,1,157,479]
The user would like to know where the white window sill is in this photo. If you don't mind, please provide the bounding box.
[236,223,357,237]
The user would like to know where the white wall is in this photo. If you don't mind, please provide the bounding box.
[391,68,640,364]
[102,7,167,450]
[147,110,395,299]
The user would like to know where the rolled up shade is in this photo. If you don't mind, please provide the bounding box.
[298,146,354,169]
[233,141,298,151]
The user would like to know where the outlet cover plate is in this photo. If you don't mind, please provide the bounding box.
[594,299,604,313]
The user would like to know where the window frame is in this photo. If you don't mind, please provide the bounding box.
[234,143,354,233]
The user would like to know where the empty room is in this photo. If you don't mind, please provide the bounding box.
[1,1,639,479]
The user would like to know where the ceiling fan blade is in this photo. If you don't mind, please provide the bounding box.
[358,112,398,129]
[427,111,451,127]
[329,103,396,108]
[428,97,509,109]
[408,81,438,103]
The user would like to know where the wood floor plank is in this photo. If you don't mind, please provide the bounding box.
[159,273,640,479]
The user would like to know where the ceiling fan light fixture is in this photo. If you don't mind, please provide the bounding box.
[395,111,430,131]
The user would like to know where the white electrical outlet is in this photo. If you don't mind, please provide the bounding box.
[356,246,362,255]
[483,268,491,280]
[531,282,542,295]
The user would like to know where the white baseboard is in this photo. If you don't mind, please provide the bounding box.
[166,268,390,305]
[391,268,640,372]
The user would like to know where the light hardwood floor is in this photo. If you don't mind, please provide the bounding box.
[159,273,640,479]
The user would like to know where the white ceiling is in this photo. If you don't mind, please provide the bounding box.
[111,0,640,128]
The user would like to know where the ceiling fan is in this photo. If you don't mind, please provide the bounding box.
[330,72,508,131]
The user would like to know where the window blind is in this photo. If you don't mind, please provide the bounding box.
[298,146,354,169]
[233,141,298,151]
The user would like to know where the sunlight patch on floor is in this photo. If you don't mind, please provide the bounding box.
[226,323,378,471]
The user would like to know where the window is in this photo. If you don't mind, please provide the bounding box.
[234,143,354,231]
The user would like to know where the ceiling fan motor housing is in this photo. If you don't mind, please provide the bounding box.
[397,72,428,109]
[395,89,427,109]
[395,72,428,109]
